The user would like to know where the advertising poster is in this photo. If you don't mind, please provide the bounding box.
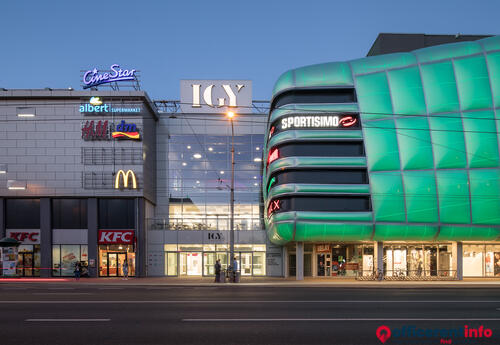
[2,247,18,277]
[494,252,500,277]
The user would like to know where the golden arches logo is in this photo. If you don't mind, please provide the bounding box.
[114,170,137,189]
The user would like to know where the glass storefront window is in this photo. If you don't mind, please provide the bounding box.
[203,244,216,251]
[252,245,266,252]
[178,244,203,251]
[235,244,253,251]
[203,252,216,275]
[164,244,178,251]
[165,252,178,276]
[52,245,88,277]
[252,252,266,276]
[463,245,484,277]
[98,245,135,277]
[216,245,228,251]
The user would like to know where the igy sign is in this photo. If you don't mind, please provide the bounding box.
[180,80,252,113]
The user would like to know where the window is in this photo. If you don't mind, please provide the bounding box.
[272,88,357,110]
[6,199,40,229]
[52,199,87,229]
[268,169,369,192]
[268,196,371,215]
[52,244,88,277]
[98,199,135,229]
[272,141,365,159]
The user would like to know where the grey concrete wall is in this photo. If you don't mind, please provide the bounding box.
[87,198,98,278]
[40,198,51,277]
[0,198,4,239]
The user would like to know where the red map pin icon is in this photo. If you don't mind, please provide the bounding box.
[376,325,391,344]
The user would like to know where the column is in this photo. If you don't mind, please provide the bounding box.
[373,241,383,276]
[283,246,289,278]
[87,198,98,278]
[136,197,146,277]
[40,198,51,278]
[452,241,463,280]
[0,198,5,239]
[296,241,304,281]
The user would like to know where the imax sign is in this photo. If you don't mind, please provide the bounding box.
[180,80,252,114]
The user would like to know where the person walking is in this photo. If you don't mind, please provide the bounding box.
[123,259,129,280]
[214,259,221,283]
[74,262,81,280]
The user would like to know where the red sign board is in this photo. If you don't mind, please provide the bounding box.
[98,230,134,244]
[7,230,40,244]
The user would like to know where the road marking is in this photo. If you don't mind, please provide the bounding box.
[98,287,124,290]
[32,292,89,295]
[0,300,499,304]
[182,318,500,322]
[26,319,110,322]
[48,288,74,290]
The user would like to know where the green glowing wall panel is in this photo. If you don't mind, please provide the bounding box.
[436,170,471,224]
[462,110,499,168]
[396,117,434,170]
[373,224,438,241]
[429,114,467,169]
[363,119,400,171]
[420,61,460,114]
[469,169,500,224]
[294,62,353,88]
[414,41,482,64]
[480,36,500,52]
[437,226,500,241]
[403,171,438,223]
[370,172,405,222]
[350,53,416,75]
[355,72,392,121]
[387,66,426,116]
[294,223,373,242]
[486,52,500,108]
[454,55,493,111]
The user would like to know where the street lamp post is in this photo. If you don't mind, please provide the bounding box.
[227,111,235,269]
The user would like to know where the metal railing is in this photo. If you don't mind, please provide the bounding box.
[355,269,458,281]
[147,216,262,231]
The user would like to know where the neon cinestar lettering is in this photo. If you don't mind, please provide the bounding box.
[83,64,136,89]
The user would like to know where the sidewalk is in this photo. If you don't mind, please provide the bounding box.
[1,276,500,288]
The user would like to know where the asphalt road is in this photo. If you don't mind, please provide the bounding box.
[0,283,499,345]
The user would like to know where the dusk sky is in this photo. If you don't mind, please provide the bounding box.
[1,0,499,100]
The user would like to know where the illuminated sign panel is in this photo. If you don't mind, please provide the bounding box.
[83,64,136,89]
[7,230,40,244]
[79,97,141,114]
[98,230,134,244]
[269,114,359,140]
[112,120,140,140]
[114,169,137,189]
[81,120,140,141]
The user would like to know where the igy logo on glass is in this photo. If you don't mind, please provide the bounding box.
[191,84,245,108]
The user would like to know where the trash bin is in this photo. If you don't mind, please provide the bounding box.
[234,271,240,283]
[219,270,226,283]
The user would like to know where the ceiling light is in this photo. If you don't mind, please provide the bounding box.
[17,113,35,118]
[220,171,224,174]
[187,145,191,149]
[208,147,213,151]
[196,180,200,184]
[182,162,187,166]
[193,153,202,159]
[253,158,262,162]
[7,180,26,190]
[253,176,257,179]
[256,147,260,151]
[0,164,6,174]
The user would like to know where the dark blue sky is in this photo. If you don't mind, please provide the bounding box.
[1,0,498,100]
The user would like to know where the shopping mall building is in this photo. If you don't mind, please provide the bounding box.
[0,34,499,280]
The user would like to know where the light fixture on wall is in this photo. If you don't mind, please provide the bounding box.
[16,107,36,118]
[7,180,26,190]
[0,164,7,174]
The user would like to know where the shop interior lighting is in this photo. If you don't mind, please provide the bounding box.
[256,147,260,151]
[187,145,191,149]
[220,171,224,174]
[16,107,36,118]
[0,164,7,174]
[193,153,202,159]
[208,147,213,151]
[7,180,27,190]
[182,162,187,166]
[253,176,257,179]
[254,157,262,162]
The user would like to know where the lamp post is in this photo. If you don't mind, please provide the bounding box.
[227,111,235,268]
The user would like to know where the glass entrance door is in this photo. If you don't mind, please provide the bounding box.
[180,252,202,276]
[17,252,34,277]
[238,253,252,276]
[107,252,127,277]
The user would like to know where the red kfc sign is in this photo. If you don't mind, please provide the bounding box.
[7,230,40,244]
[98,230,134,244]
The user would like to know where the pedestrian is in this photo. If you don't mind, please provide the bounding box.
[74,262,81,280]
[232,257,238,283]
[214,259,221,283]
[123,259,129,280]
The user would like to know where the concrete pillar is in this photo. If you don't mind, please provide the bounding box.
[0,198,5,239]
[283,246,289,278]
[452,241,463,280]
[136,197,146,277]
[39,198,51,278]
[373,241,383,276]
[87,198,98,278]
[296,242,304,280]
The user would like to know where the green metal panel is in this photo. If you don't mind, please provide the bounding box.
[469,169,500,224]
[350,53,416,75]
[420,61,460,114]
[387,66,426,116]
[268,130,363,149]
[486,52,500,108]
[293,211,373,222]
[294,62,353,88]
[437,226,500,241]
[272,70,295,97]
[267,157,367,176]
[373,224,438,241]
[436,170,471,224]
[396,117,434,170]
[479,35,500,52]
[454,55,493,111]
[363,119,400,171]
[413,41,482,64]
[403,171,438,223]
[294,222,373,242]
[370,172,405,222]
[463,110,499,168]
[355,72,393,121]
[429,113,467,169]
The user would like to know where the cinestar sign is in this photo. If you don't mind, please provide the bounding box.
[280,115,358,129]
[98,230,135,244]
[83,64,136,89]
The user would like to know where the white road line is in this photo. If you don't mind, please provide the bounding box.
[182,318,500,322]
[0,300,499,304]
[26,319,110,322]
[47,288,74,290]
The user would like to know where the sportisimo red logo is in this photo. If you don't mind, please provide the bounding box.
[376,325,391,343]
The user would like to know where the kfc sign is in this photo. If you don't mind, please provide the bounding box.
[98,230,134,244]
[7,230,40,244]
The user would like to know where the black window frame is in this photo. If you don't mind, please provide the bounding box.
[98,199,135,230]
[52,199,88,229]
[5,199,41,229]
[271,88,357,111]
[268,195,371,216]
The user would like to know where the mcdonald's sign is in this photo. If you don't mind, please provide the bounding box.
[114,170,137,189]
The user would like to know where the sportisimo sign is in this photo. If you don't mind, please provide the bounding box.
[83,64,136,89]
[79,97,141,114]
